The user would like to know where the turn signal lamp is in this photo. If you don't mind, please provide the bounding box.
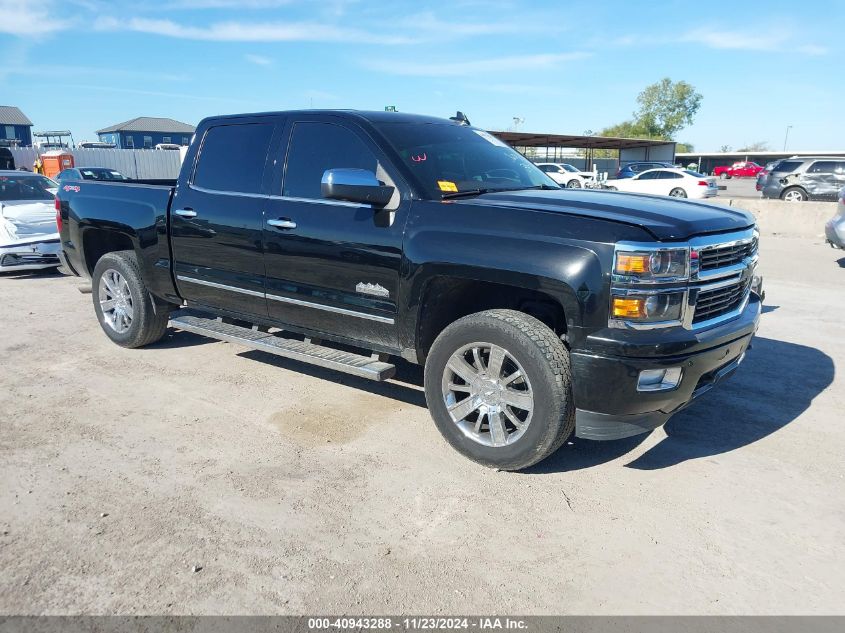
[614,248,688,280]
[615,253,650,275]
[612,297,646,319]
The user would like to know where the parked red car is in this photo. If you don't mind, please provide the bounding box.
[713,161,765,179]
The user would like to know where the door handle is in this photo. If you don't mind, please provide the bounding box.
[174,208,197,218]
[267,218,297,230]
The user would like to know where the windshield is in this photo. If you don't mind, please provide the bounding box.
[375,122,559,198]
[561,164,579,172]
[0,174,57,201]
[684,170,706,178]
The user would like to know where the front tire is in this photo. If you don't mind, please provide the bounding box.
[566,179,582,188]
[423,309,575,471]
[92,250,170,348]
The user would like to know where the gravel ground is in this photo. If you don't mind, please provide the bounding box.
[0,236,843,615]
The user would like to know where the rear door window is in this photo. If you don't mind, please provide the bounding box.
[193,123,274,195]
[808,161,838,174]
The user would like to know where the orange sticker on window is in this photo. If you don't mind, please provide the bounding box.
[437,180,458,192]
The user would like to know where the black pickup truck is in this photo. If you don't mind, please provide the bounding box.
[56,110,761,470]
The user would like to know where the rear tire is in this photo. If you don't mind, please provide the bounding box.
[781,187,808,202]
[669,187,688,198]
[92,250,170,348]
[423,309,575,471]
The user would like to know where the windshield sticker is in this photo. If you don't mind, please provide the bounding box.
[63,185,80,192]
[411,152,427,163]
[473,129,508,147]
[437,180,458,193]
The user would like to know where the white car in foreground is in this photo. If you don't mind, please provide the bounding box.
[536,162,595,188]
[0,172,62,272]
[606,168,718,199]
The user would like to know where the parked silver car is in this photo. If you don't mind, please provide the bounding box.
[760,157,845,202]
[825,186,845,249]
[0,171,61,272]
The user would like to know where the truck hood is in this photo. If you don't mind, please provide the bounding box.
[454,189,755,241]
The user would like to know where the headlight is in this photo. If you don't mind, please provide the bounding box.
[611,291,685,324]
[614,248,688,281]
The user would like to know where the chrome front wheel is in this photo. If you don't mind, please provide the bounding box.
[441,341,534,447]
[98,268,134,333]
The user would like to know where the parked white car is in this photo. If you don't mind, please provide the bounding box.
[0,172,62,272]
[606,168,718,199]
[535,162,595,188]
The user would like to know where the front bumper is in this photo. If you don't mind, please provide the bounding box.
[0,238,61,271]
[572,293,761,440]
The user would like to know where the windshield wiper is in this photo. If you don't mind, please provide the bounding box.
[441,184,560,200]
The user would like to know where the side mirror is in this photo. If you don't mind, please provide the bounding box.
[321,168,394,207]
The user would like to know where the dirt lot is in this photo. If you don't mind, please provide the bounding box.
[1,236,843,615]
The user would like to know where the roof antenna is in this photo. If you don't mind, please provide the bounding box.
[450,111,471,126]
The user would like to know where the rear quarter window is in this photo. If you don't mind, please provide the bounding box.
[772,160,803,173]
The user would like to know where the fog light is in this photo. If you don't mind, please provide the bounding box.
[637,367,683,392]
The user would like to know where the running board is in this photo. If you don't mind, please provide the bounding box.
[169,314,396,381]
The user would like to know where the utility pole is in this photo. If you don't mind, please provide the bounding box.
[783,125,793,151]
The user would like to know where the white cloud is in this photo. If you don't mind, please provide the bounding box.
[395,11,545,37]
[681,28,788,51]
[244,54,272,66]
[94,15,412,44]
[796,44,827,55]
[167,0,295,7]
[361,52,591,77]
[0,0,74,36]
[681,27,826,55]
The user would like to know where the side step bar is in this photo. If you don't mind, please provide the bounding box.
[169,314,396,381]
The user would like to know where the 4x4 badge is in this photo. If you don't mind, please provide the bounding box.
[356,282,389,298]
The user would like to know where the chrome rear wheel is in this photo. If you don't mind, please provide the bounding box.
[98,268,134,333]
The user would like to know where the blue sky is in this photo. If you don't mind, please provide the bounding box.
[2,0,841,151]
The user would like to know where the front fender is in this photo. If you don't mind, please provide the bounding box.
[399,203,628,348]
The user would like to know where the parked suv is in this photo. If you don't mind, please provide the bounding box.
[760,157,845,202]
[616,161,674,179]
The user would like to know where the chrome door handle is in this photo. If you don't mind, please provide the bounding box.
[174,208,197,218]
[267,218,297,229]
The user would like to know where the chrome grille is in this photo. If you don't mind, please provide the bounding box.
[699,237,757,271]
[692,279,751,324]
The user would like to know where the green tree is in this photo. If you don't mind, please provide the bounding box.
[634,78,703,139]
[599,78,703,141]
[675,142,695,153]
